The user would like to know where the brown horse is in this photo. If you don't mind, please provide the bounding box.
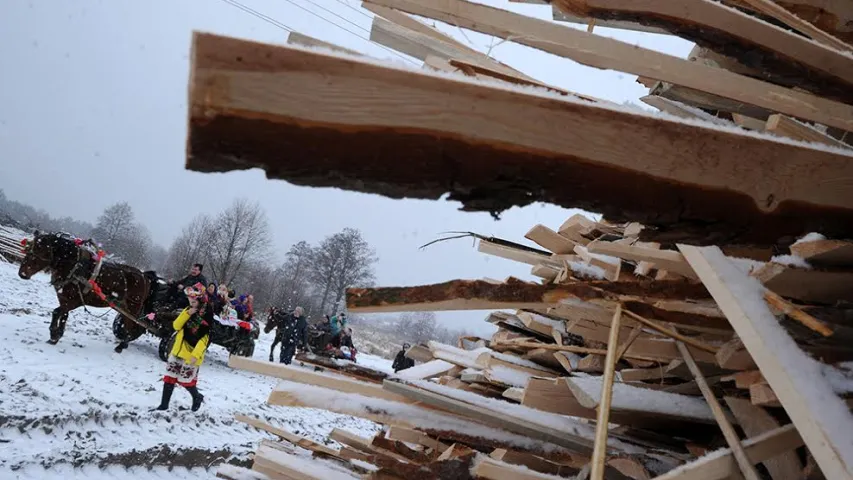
[17,231,151,348]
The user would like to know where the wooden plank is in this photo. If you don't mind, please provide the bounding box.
[386,426,450,452]
[587,240,697,279]
[229,356,411,403]
[525,224,577,254]
[679,244,853,480]
[790,238,853,267]
[555,0,853,103]
[478,239,558,267]
[286,32,363,56]
[565,376,717,425]
[753,262,853,304]
[739,0,853,52]
[405,344,434,362]
[363,0,853,132]
[252,442,359,480]
[677,341,761,480]
[640,95,729,125]
[236,414,340,456]
[187,33,853,246]
[765,114,851,148]
[362,1,535,81]
[345,278,711,313]
[725,397,803,480]
[653,424,804,480]
[382,380,595,454]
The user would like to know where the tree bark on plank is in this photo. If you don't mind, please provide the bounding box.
[345,278,710,313]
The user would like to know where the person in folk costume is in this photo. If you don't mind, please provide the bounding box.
[392,342,415,373]
[153,283,210,412]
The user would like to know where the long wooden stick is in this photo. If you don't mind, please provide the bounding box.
[763,290,834,337]
[677,341,762,480]
[622,309,719,353]
[590,305,622,480]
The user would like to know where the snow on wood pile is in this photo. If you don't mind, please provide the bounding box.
[184,3,853,478]
[226,213,853,479]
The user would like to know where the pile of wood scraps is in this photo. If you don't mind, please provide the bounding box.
[216,215,853,480]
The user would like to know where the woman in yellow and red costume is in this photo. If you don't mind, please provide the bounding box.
[153,282,211,412]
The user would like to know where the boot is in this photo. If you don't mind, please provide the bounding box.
[186,386,204,412]
[152,382,175,411]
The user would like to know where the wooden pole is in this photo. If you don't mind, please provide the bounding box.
[676,341,762,480]
[590,305,622,480]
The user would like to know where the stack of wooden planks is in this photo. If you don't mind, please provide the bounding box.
[0,225,29,263]
[216,214,853,480]
[186,0,853,478]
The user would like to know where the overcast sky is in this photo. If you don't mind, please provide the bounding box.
[0,0,693,335]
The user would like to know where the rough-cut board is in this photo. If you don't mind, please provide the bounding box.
[383,380,595,454]
[555,0,853,103]
[765,114,850,148]
[790,238,853,266]
[186,32,853,245]
[655,425,804,480]
[345,278,711,313]
[363,0,853,132]
[586,240,697,279]
[679,245,853,480]
[362,1,536,82]
[236,414,341,457]
[752,262,853,304]
[739,0,853,52]
[724,397,803,480]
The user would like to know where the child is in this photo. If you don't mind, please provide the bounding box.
[153,283,210,412]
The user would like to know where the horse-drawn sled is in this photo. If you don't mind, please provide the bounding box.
[17,231,258,359]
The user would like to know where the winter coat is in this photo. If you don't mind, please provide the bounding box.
[271,311,306,348]
[171,307,211,365]
[176,274,208,290]
[392,350,415,372]
[330,315,347,337]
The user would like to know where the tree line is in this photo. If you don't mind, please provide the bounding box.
[1,192,474,341]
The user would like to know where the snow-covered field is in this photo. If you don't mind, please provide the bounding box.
[0,261,390,478]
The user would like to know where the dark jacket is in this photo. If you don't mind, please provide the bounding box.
[176,273,208,290]
[270,311,307,348]
[392,350,415,372]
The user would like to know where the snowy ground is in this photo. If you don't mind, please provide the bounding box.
[0,261,391,478]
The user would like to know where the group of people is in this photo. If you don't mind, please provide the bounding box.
[152,263,258,413]
[264,308,356,365]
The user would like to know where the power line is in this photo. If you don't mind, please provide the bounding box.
[278,0,418,65]
[216,0,418,66]
[299,0,372,35]
[217,0,294,33]
[333,0,374,21]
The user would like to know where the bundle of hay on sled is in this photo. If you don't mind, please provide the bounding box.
[187,0,853,478]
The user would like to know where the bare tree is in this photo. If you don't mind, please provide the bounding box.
[273,241,316,311]
[396,312,437,344]
[164,214,215,279]
[309,228,377,314]
[147,244,169,272]
[206,198,271,286]
[91,202,151,267]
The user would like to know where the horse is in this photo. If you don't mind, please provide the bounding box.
[17,231,152,348]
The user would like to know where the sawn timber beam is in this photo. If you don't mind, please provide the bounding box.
[186,33,853,245]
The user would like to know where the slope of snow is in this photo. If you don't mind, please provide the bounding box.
[0,262,381,478]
